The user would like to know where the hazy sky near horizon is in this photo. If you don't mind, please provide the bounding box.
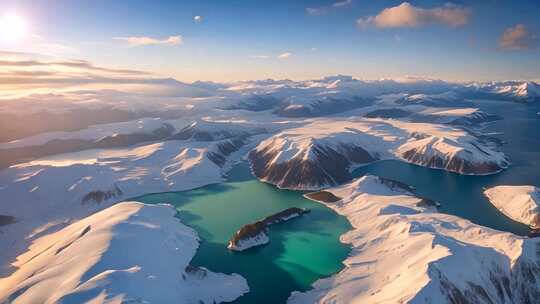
[0,0,539,82]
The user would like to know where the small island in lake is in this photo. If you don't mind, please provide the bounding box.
[227,207,310,251]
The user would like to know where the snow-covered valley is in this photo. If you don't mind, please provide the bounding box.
[1,75,540,303]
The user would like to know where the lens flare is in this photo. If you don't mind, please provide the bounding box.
[0,14,28,43]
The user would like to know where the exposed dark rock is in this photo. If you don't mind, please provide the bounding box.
[304,191,342,203]
[400,149,508,175]
[185,265,208,279]
[249,143,376,190]
[378,177,416,193]
[206,138,246,167]
[228,207,310,251]
[55,225,92,255]
[416,198,441,208]
[364,108,411,119]
[0,215,15,226]
[81,184,123,204]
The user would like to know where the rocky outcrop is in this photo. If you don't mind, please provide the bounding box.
[364,108,411,119]
[207,138,246,167]
[397,130,510,175]
[0,215,15,227]
[81,184,123,204]
[228,207,310,251]
[304,191,342,203]
[249,141,376,190]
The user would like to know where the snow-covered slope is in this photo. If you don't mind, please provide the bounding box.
[0,132,264,275]
[289,175,540,304]
[0,202,248,303]
[169,120,267,141]
[414,108,502,126]
[484,185,540,228]
[249,118,508,190]
[0,117,181,150]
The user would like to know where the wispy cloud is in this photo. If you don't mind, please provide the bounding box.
[113,35,182,47]
[277,52,292,59]
[0,54,166,96]
[499,24,537,51]
[306,0,352,16]
[1,35,76,57]
[332,0,352,8]
[250,55,270,59]
[194,15,203,22]
[0,58,150,75]
[357,2,470,29]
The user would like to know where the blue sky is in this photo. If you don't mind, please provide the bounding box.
[1,0,539,82]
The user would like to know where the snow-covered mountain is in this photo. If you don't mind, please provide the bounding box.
[289,175,540,304]
[463,81,540,102]
[0,127,269,275]
[249,118,508,190]
[0,202,248,303]
[484,185,540,228]
[1,74,538,303]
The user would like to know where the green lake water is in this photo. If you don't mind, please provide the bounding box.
[134,163,352,304]
[136,99,540,303]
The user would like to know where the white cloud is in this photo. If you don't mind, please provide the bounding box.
[277,52,292,59]
[306,7,327,16]
[311,47,318,52]
[307,0,352,16]
[499,24,537,51]
[250,55,270,59]
[113,35,182,47]
[194,15,202,22]
[357,2,470,29]
[332,0,352,8]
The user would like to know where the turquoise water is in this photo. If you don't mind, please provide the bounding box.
[353,100,540,236]
[134,163,351,303]
[136,99,540,302]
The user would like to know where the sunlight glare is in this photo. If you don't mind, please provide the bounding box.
[0,13,28,43]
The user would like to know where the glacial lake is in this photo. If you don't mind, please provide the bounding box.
[134,162,352,304]
[136,99,540,303]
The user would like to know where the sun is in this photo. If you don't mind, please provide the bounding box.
[0,13,28,43]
